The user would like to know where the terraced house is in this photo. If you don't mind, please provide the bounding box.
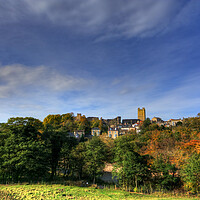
[107,127,119,139]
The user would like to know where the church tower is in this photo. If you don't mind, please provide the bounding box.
[138,107,146,121]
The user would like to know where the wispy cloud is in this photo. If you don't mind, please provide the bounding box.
[0,64,93,121]
[0,62,199,121]
[0,64,89,98]
[0,0,188,38]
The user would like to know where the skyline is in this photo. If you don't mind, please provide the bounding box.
[0,0,200,122]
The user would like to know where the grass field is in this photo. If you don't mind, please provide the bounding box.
[0,184,199,200]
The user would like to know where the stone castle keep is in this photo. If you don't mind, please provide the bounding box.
[138,107,146,121]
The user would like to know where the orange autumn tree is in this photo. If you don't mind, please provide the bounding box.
[144,130,177,162]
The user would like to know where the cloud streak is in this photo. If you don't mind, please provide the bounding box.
[0,64,89,98]
[0,63,199,122]
[0,0,188,38]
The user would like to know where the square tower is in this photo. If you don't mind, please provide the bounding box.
[138,107,146,121]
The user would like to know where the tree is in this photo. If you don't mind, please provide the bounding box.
[90,119,100,129]
[176,121,182,126]
[113,135,149,190]
[183,117,200,132]
[113,150,149,190]
[61,113,74,122]
[61,113,76,132]
[43,114,62,127]
[43,125,67,180]
[140,118,151,133]
[151,155,180,191]
[70,142,86,179]
[76,115,90,134]
[42,114,79,180]
[59,135,77,177]
[85,137,107,183]
[0,118,48,182]
[113,134,139,163]
[7,117,43,129]
[181,153,200,193]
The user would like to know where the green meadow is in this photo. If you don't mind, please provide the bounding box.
[0,184,199,200]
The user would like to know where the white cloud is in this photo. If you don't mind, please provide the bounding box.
[0,64,89,98]
[0,0,188,38]
[0,63,199,122]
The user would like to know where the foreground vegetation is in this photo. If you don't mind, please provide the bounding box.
[0,113,200,195]
[0,184,200,200]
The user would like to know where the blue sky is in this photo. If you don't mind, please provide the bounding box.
[0,0,200,122]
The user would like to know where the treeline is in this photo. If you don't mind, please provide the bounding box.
[0,113,108,183]
[0,113,200,194]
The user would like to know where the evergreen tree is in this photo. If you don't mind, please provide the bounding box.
[181,153,200,193]
[0,118,48,182]
[113,135,149,190]
[85,137,107,183]
[151,155,180,191]
[70,142,86,179]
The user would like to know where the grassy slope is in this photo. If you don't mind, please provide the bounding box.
[0,184,199,200]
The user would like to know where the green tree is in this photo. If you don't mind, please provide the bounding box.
[151,155,180,191]
[59,135,78,177]
[90,119,100,129]
[61,113,74,122]
[113,134,140,161]
[61,113,77,132]
[76,115,90,135]
[113,135,149,190]
[0,118,48,182]
[43,125,67,180]
[43,114,62,127]
[181,153,200,193]
[183,117,200,132]
[42,114,79,180]
[70,142,86,179]
[7,117,43,129]
[140,118,151,132]
[113,150,149,190]
[85,137,107,183]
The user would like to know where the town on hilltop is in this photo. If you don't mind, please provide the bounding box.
[72,107,183,139]
[0,106,199,195]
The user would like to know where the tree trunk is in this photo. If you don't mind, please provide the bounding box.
[135,175,137,191]
[93,172,95,184]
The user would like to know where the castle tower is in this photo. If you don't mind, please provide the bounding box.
[138,107,146,121]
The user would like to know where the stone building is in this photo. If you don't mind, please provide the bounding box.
[103,116,121,125]
[168,119,182,126]
[122,119,139,125]
[91,127,101,136]
[152,117,163,123]
[120,126,136,134]
[138,107,146,121]
[107,127,119,139]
